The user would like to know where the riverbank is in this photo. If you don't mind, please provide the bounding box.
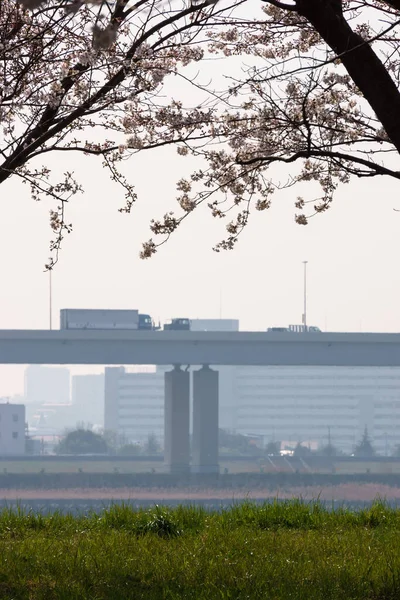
[0,481,400,501]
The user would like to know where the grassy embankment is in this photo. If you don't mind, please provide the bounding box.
[1,501,400,599]
[0,459,260,474]
[0,460,161,474]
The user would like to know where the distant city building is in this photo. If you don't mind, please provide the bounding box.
[0,402,26,455]
[28,402,76,433]
[231,366,400,454]
[72,374,105,428]
[10,394,25,405]
[24,370,105,434]
[104,320,240,443]
[24,365,72,434]
[24,365,70,405]
[101,319,400,454]
[104,366,164,442]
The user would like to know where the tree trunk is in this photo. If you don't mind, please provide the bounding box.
[297,0,400,155]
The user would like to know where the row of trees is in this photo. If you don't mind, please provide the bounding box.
[272,428,400,458]
[2,0,400,265]
[56,426,400,457]
[221,427,400,458]
[289,429,375,458]
[55,428,162,455]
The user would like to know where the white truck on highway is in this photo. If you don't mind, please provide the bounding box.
[60,309,142,330]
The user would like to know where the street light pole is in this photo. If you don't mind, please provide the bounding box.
[302,261,308,331]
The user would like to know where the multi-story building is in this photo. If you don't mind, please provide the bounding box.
[72,374,105,428]
[232,366,394,453]
[24,365,72,434]
[24,365,70,405]
[0,402,26,455]
[102,320,400,454]
[103,320,239,443]
[104,366,164,442]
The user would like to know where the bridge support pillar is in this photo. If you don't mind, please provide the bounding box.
[192,365,219,474]
[164,366,190,473]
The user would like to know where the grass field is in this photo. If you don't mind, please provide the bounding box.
[1,501,400,599]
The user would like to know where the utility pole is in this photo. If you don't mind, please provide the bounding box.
[302,261,308,331]
[49,268,52,330]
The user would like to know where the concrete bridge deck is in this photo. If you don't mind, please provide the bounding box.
[3,329,399,474]
[0,330,399,366]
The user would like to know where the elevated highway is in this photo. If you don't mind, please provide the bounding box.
[0,329,399,366]
[3,328,399,474]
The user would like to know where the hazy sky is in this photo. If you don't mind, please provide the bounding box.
[1,147,399,396]
[1,9,400,396]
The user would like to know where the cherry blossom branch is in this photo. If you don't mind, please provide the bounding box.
[237,149,400,179]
